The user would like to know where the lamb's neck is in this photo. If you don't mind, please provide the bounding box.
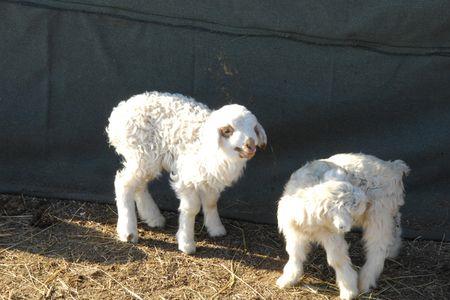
[200,149,246,188]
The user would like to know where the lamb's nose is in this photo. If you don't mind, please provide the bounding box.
[244,138,256,153]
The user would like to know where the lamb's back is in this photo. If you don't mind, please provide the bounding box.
[326,153,408,207]
[107,92,211,159]
[325,153,404,186]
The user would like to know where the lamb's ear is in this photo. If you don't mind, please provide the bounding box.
[201,115,221,151]
[254,122,267,149]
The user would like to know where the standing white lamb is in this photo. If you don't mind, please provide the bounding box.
[277,153,409,299]
[106,91,267,254]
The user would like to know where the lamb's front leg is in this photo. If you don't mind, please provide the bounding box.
[200,189,226,237]
[320,233,358,300]
[176,188,201,254]
[277,228,310,289]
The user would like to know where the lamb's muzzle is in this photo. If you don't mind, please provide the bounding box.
[234,137,258,159]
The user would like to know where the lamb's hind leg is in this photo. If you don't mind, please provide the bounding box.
[359,208,394,293]
[115,168,141,243]
[386,211,402,259]
[135,180,165,228]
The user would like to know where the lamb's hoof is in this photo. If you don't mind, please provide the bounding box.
[358,271,376,293]
[178,241,196,255]
[207,225,227,237]
[276,274,298,289]
[144,214,166,228]
[339,287,358,300]
[117,223,138,243]
[118,232,138,243]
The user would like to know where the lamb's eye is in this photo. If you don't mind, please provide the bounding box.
[220,125,234,138]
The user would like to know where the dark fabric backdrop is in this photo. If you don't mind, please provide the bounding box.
[1,0,449,240]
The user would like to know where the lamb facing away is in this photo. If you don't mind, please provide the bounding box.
[106,92,267,254]
[277,153,409,299]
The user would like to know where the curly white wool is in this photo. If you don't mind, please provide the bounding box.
[277,153,409,300]
[106,91,267,254]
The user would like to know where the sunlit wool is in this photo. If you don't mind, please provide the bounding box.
[277,153,409,299]
[106,92,266,254]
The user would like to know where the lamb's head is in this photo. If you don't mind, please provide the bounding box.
[201,104,267,160]
[326,181,368,232]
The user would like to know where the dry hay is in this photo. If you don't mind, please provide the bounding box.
[0,194,449,299]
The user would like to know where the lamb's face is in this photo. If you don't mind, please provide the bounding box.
[204,104,267,160]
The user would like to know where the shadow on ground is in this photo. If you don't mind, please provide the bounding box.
[1,194,449,300]
[0,194,287,271]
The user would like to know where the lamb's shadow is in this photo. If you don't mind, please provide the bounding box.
[3,195,425,300]
[135,211,289,272]
[1,195,288,270]
[0,194,373,281]
[0,195,146,265]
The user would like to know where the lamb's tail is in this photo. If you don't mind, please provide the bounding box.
[392,160,410,177]
[105,100,129,150]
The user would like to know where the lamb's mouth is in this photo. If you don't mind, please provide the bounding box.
[234,147,256,159]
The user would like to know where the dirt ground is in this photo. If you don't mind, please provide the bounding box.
[0,194,449,300]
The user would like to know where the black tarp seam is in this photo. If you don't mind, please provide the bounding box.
[4,0,450,57]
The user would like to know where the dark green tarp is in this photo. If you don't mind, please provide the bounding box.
[1,0,449,240]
